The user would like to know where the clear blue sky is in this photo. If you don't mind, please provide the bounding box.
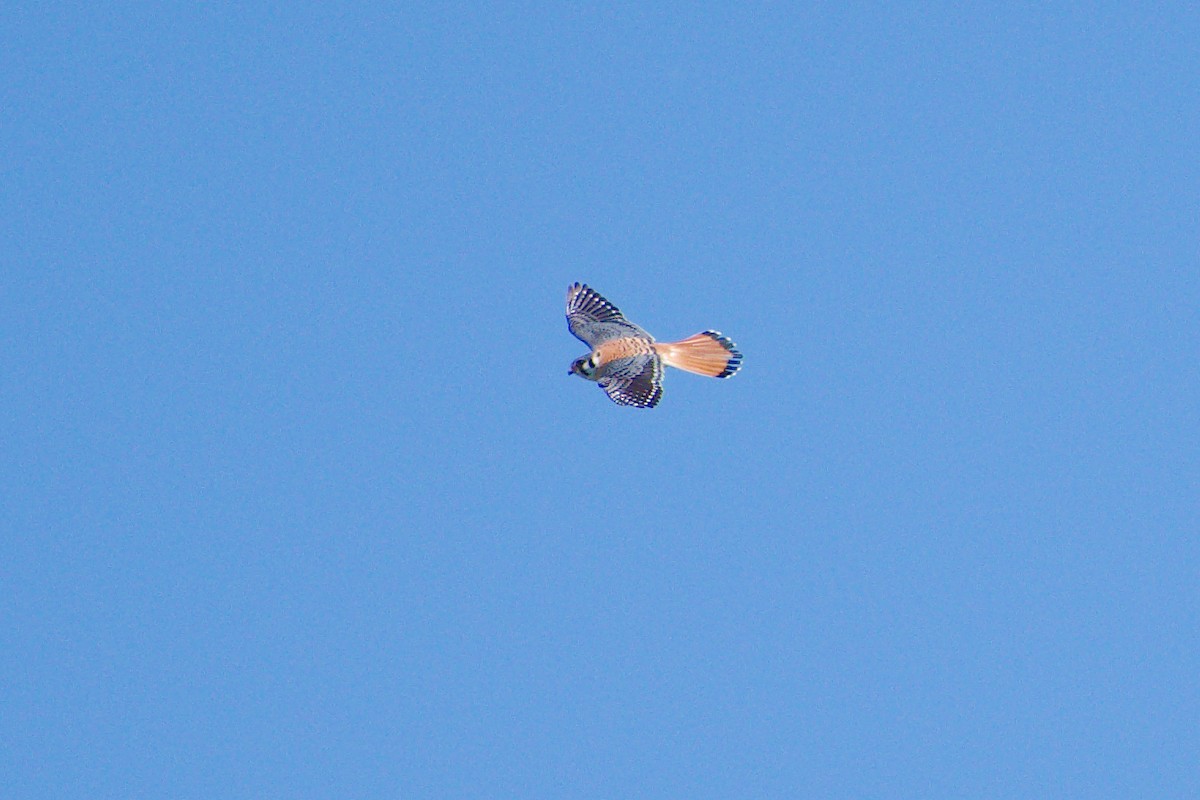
[3,4,1197,798]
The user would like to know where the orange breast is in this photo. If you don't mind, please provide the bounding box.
[595,337,655,365]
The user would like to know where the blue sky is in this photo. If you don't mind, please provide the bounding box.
[3,3,1197,797]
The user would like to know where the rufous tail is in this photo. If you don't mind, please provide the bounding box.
[654,331,743,378]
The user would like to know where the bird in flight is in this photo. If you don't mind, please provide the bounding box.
[565,282,742,408]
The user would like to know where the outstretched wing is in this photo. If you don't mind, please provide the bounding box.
[566,283,653,347]
[598,353,664,409]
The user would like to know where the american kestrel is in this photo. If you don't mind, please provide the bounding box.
[565,282,743,408]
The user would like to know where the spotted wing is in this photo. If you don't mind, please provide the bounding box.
[598,353,664,409]
[566,283,653,347]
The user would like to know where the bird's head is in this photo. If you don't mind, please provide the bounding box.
[569,353,599,380]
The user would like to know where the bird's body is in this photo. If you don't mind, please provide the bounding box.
[594,336,657,366]
[565,282,742,408]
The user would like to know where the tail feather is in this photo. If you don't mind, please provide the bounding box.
[655,331,743,378]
